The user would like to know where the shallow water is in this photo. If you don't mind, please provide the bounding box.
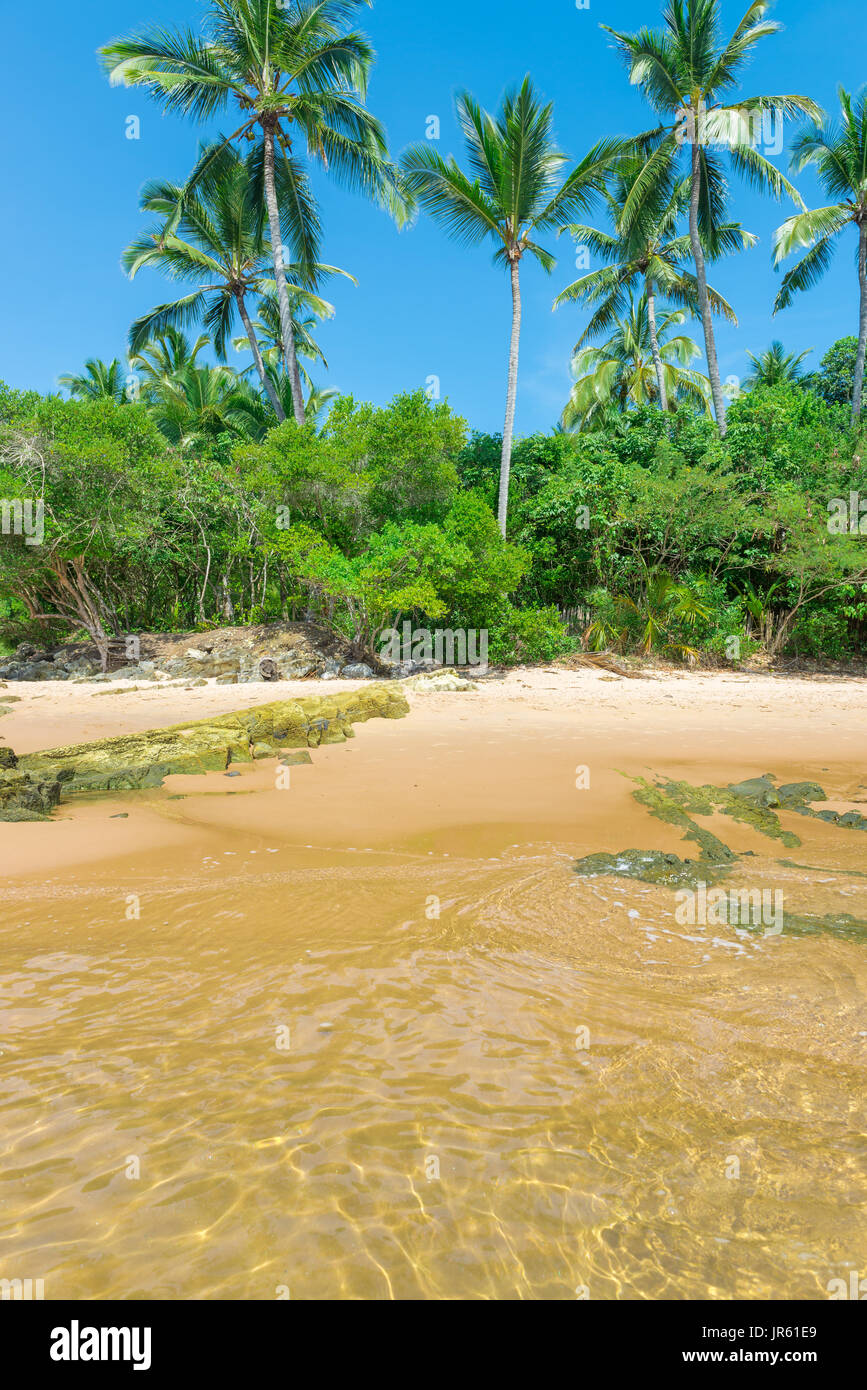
[1,715,866,1300]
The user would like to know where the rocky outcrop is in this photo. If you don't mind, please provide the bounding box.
[0,749,68,821]
[18,687,409,796]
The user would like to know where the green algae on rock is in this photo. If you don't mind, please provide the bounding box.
[0,751,68,821]
[574,849,733,889]
[18,687,409,797]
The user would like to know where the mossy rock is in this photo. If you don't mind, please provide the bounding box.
[0,763,67,821]
[18,687,408,798]
[574,849,732,889]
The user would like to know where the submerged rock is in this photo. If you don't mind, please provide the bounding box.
[18,687,408,798]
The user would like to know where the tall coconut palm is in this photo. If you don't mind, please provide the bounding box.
[562,291,712,431]
[401,77,624,534]
[743,339,812,389]
[123,144,288,420]
[603,0,819,436]
[773,88,867,422]
[101,0,408,427]
[58,358,132,403]
[555,155,750,410]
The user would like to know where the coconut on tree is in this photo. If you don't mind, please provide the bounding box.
[773,87,867,422]
[100,0,409,426]
[603,0,819,436]
[401,77,624,534]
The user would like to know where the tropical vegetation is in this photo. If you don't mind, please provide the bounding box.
[1,0,865,671]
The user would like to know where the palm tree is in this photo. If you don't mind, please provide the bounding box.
[232,265,355,401]
[128,328,211,399]
[58,358,132,403]
[401,78,623,534]
[101,0,408,427]
[555,154,750,410]
[230,373,339,439]
[123,144,288,420]
[773,88,867,422]
[146,361,248,450]
[743,339,812,388]
[603,0,819,436]
[562,291,712,430]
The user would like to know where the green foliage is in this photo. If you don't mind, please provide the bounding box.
[2,369,866,669]
[806,337,860,407]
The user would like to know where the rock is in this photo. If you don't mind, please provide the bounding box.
[405,668,478,693]
[340,663,374,679]
[574,849,731,889]
[18,687,409,797]
[0,759,68,821]
[0,748,18,769]
[727,776,781,808]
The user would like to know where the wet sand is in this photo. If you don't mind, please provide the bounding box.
[1,668,865,1299]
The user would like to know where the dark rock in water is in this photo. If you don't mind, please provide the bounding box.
[225,771,241,778]
[775,911,867,945]
[110,813,129,819]
[574,849,731,889]
[776,781,826,808]
[727,776,781,809]
[278,751,313,767]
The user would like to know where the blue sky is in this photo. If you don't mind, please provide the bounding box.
[2,0,865,434]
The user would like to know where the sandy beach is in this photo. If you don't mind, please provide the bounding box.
[1,668,866,1300]
[2,665,866,883]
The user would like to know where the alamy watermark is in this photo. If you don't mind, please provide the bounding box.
[379,621,488,673]
[675,100,783,157]
[1,1276,45,1300]
[675,882,784,936]
[0,498,43,547]
[827,492,867,535]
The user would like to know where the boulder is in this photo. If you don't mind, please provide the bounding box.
[404,668,478,693]
[340,663,375,679]
[0,757,68,821]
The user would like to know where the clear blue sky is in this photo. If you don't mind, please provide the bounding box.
[2,0,865,434]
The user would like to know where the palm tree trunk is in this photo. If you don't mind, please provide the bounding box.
[852,220,867,424]
[261,122,306,427]
[237,292,285,423]
[498,257,522,537]
[645,278,668,412]
[689,140,727,437]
